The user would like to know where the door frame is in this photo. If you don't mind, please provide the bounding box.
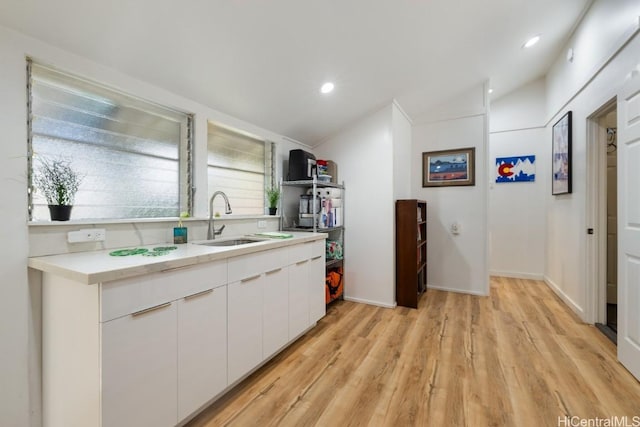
[586,97,617,325]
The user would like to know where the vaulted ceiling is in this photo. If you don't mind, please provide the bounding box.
[0,0,592,145]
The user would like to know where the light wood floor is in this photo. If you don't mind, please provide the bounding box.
[188,277,640,427]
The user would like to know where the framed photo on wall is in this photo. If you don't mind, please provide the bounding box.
[552,111,572,195]
[422,147,475,187]
[495,155,536,183]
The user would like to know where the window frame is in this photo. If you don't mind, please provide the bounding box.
[26,59,194,222]
[206,121,274,216]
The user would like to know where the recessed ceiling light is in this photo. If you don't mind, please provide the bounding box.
[523,35,541,49]
[488,89,494,94]
[320,82,334,94]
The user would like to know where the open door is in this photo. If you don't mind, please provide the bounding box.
[617,69,640,380]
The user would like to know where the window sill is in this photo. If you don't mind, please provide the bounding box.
[28,215,280,227]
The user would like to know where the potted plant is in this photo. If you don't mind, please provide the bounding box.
[34,158,82,221]
[266,186,280,215]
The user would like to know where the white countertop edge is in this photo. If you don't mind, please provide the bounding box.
[28,232,327,285]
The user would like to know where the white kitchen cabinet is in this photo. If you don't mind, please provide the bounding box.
[288,259,310,338]
[177,286,227,420]
[262,266,289,358]
[101,301,178,427]
[101,261,227,425]
[228,245,291,380]
[309,254,326,323]
[227,274,263,385]
[34,235,327,427]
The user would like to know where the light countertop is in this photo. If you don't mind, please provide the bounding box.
[28,232,326,285]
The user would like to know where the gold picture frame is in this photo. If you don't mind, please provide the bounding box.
[422,147,475,187]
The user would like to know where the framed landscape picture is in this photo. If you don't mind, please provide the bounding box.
[422,147,475,187]
[552,111,572,195]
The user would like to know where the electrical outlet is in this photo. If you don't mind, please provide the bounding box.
[68,228,106,243]
[92,228,106,241]
[257,220,267,229]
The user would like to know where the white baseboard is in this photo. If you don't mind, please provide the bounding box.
[490,270,544,280]
[343,295,397,309]
[543,275,586,321]
[343,286,489,307]
[426,285,488,297]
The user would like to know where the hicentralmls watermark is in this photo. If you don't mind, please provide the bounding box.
[558,416,640,427]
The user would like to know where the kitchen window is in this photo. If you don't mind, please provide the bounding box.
[27,60,193,221]
[207,122,274,216]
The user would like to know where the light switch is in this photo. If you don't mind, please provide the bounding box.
[450,222,461,235]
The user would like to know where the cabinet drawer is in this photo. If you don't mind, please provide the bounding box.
[100,260,226,322]
[288,242,313,265]
[310,239,325,259]
[228,247,288,283]
[262,246,289,273]
[228,252,265,283]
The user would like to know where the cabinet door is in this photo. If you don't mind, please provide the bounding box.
[101,302,177,427]
[288,260,310,339]
[177,286,227,420]
[262,267,289,358]
[308,255,326,323]
[227,275,263,384]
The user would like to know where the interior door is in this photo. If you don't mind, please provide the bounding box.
[617,69,640,380]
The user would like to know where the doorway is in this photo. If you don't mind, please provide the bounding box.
[603,111,618,335]
[588,103,618,343]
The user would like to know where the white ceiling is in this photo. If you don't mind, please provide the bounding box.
[0,0,592,145]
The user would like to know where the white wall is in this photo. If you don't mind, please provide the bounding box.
[491,78,547,132]
[392,102,413,200]
[489,129,547,279]
[411,84,489,295]
[543,1,640,320]
[0,27,31,427]
[0,24,307,426]
[315,105,396,307]
[546,0,640,122]
[391,102,412,301]
[489,79,547,279]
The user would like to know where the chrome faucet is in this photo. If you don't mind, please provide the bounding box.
[207,191,232,240]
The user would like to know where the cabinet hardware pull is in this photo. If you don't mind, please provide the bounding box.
[296,260,308,265]
[132,302,171,317]
[266,268,282,275]
[241,274,261,283]
[160,264,193,274]
[184,288,214,300]
[311,255,323,260]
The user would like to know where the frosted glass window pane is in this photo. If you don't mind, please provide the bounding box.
[207,123,271,216]
[207,168,264,216]
[29,63,190,220]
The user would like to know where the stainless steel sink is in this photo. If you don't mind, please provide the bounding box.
[195,238,264,247]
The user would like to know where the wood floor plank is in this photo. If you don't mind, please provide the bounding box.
[187,277,640,427]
